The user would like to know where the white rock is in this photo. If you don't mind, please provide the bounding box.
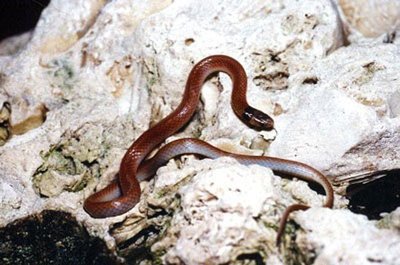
[272,43,400,176]
[337,0,400,40]
[0,0,398,264]
[0,182,22,212]
[150,158,292,264]
[295,208,400,265]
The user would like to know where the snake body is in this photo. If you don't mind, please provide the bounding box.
[83,55,334,244]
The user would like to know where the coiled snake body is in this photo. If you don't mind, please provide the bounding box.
[84,55,334,244]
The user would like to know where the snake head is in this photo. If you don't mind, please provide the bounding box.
[242,106,274,131]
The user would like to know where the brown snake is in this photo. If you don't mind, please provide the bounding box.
[83,55,334,245]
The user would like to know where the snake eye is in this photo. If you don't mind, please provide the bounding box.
[242,107,274,131]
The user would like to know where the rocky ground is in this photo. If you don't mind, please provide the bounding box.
[0,0,399,264]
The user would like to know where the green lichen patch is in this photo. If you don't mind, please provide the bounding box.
[33,118,136,197]
[33,127,102,197]
[46,58,77,100]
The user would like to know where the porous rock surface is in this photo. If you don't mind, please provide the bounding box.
[0,0,399,264]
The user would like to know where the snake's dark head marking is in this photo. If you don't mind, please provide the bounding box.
[242,106,274,131]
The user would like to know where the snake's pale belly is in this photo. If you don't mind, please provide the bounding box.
[83,55,334,245]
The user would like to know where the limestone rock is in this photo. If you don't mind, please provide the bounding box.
[0,0,399,264]
[337,0,400,40]
[295,208,400,265]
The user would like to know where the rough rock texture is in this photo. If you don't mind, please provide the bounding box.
[0,0,399,264]
[295,208,400,265]
[269,43,400,176]
[337,0,400,40]
[147,157,335,264]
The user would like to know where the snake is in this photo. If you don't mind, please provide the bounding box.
[83,55,334,245]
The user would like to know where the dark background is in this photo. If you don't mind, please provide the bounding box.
[0,0,50,41]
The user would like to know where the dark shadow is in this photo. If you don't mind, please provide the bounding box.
[0,0,50,41]
[237,252,266,265]
[346,169,400,219]
[0,210,119,265]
